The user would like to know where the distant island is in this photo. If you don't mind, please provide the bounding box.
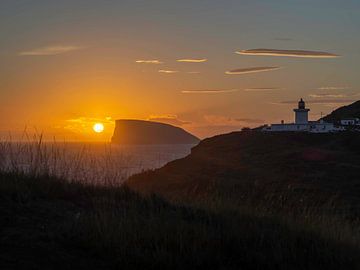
[111,119,200,145]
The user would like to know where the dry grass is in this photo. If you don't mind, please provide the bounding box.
[1,133,360,269]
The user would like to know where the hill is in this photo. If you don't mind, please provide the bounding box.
[111,119,199,145]
[127,131,360,216]
[322,100,360,122]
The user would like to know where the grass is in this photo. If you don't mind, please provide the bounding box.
[1,133,360,269]
[1,172,360,269]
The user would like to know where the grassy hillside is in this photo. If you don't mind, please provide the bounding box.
[322,100,360,122]
[1,172,360,269]
[128,131,360,216]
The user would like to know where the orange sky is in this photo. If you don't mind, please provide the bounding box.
[1,1,359,141]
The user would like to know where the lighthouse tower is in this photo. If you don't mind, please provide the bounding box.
[293,98,310,124]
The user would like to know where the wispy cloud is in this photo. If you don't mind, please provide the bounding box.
[225,66,281,75]
[309,93,359,98]
[135,60,163,64]
[64,116,114,133]
[317,86,350,90]
[244,87,282,92]
[278,99,355,105]
[236,48,340,58]
[177,58,207,63]
[203,115,263,127]
[203,115,242,127]
[309,93,347,98]
[158,69,178,74]
[148,114,191,126]
[19,45,83,56]
[235,118,264,124]
[181,89,239,94]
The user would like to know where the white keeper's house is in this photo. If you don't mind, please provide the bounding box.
[262,98,344,133]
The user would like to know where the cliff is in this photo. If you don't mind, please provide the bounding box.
[111,119,200,145]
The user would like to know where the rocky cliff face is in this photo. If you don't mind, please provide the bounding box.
[111,119,200,145]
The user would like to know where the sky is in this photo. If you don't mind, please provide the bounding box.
[1,0,359,141]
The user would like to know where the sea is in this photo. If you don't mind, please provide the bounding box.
[0,142,195,185]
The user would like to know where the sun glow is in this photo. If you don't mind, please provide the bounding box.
[93,123,104,133]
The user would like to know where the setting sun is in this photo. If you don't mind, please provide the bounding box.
[93,123,104,133]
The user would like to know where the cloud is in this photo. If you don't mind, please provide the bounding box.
[64,116,114,133]
[317,86,350,90]
[19,45,83,56]
[204,115,241,126]
[309,93,347,98]
[148,115,191,126]
[203,115,263,127]
[158,69,178,74]
[181,89,239,94]
[236,48,340,58]
[225,66,281,75]
[235,118,264,124]
[244,87,282,92]
[278,99,356,105]
[309,93,359,98]
[177,58,207,63]
[135,60,163,64]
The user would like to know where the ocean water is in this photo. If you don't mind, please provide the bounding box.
[0,142,195,185]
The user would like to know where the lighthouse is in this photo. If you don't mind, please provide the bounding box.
[262,97,344,133]
[293,98,310,124]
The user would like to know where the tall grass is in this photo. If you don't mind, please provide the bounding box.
[1,133,360,269]
[0,133,186,186]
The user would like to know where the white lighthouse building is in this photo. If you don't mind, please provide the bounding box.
[262,98,344,133]
[294,98,310,124]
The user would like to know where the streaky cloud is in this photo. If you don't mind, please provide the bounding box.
[148,114,191,126]
[177,58,207,63]
[309,93,347,98]
[244,87,282,92]
[135,60,163,64]
[187,71,201,74]
[235,118,264,124]
[317,86,350,90]
[236,48,340,58]
[278,99,355,105]
[19,45,83,56]
[225,66,281,75]
[158,69,178,74]
[181,89,239,94]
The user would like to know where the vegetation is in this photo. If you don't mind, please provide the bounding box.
[322,100,360,122]
[1,172,360,269]
[128,132,360,218]
[1,131,360,269]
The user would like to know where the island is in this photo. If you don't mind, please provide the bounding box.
[111,119,200,145]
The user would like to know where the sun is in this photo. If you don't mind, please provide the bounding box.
[93,123,104,133]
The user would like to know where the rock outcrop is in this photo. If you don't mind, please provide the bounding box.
[111,119,200,145]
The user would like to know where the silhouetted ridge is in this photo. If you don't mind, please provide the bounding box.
[111,119,199,145]
[322,100,360,122]
[127,131,360,215]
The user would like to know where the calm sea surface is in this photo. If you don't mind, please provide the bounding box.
[0,142,195,185]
